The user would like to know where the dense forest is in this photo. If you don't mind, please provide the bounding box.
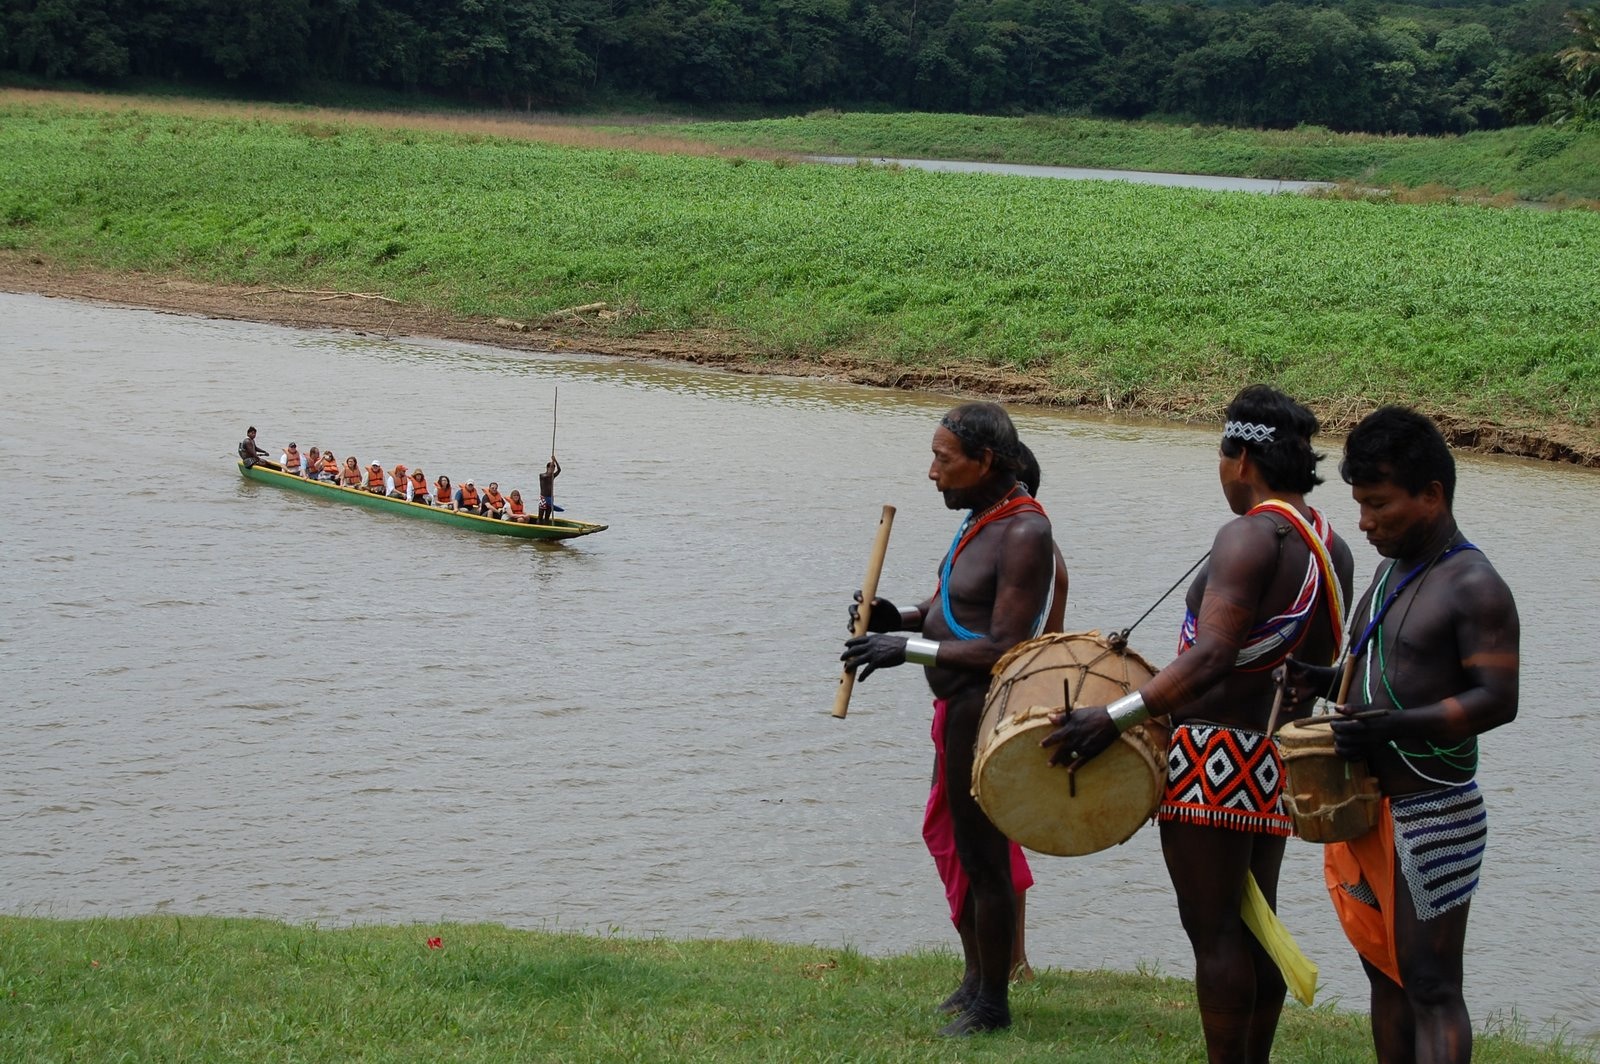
[1,0,1593,133]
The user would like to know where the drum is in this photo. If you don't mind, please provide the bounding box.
[1277,718,1382,843]
[973,631,1168,857]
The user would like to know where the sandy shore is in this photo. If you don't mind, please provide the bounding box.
[6,253,1595,467]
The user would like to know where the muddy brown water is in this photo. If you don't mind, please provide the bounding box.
[3,291,1596,1040]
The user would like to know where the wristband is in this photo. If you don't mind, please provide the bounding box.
[898,606,922,630]
[903,636,940,666]
[1105,690,1149,733]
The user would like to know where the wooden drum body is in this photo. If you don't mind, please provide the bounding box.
[1277,719,1382,843]
[973,632,1167,856]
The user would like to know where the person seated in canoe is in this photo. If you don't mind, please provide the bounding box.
[456,479,484,515]
[305,447,322,479]
[409,470,432,505]
[340,456,363,487]
[280,442,304,476]
[365,461,387,494]
[388,464,410,500]
[482,482,509,519]
[317,451,340,482]
[433,474,456,510]
[507,489,531,522]
[239,426,274,469]
[538,457,562,522]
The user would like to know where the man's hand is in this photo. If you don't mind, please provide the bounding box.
[848,591,902,633]
[1276,656,1339,721]
[1040,705,1120,767]
[841,634,908,681]
[1329,705,1397,761]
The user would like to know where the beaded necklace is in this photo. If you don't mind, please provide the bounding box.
[937,486,1045,641]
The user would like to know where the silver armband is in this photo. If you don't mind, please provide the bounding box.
[1105,690,1150,733]
[898,606,922,630]
[903,636,940,666]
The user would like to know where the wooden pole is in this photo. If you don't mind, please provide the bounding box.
[550,387,559,458]
[832,504,896,720]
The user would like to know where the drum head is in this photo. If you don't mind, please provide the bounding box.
[974,712,1164,856]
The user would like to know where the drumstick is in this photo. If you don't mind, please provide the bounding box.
[832,504,896,720]
[1264,676,1287,737]
[1335,652,1358,705]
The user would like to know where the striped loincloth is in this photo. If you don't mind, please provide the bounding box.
[1392,780,1486,920]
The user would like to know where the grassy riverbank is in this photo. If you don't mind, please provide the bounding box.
[3,93,1599,460]
[1,916,1591,1062]
[628,112,1600,204]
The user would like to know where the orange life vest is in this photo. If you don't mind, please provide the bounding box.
[435,482,451,503]
[484,488,505,509]
[341,465,362,486]
[410,476,429,502]
[321,455,338,475]
[283,448,301,473]
[366,466,385,490]
[459,484,481,508]
[508,496,525,517]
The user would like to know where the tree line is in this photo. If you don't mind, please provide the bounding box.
[1,0,1592,133]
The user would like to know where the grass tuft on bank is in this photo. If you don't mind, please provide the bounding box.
[1,916,1593,1062]
[2,95,1598,446]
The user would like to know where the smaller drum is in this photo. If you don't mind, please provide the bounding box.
[1277,718,1382,843]
[973,631,1168,857]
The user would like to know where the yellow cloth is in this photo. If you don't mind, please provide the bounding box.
[1241,871,1319,1006]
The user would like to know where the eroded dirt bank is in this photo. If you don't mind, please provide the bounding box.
[4,255,1595,467]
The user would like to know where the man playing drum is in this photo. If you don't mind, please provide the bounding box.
[841,401,1056,1035]
[1043,385,1354,1064]
[1292,406,1519,1064]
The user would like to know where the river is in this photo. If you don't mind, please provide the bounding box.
[2,291,1596,1041]
[804,155,1337,194]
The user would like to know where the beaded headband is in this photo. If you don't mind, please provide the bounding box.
[1223,420,1277,444]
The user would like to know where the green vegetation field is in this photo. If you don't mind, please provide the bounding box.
[3,97,1598,443]
[633,112,1600,203]
[2,916,1592,1062]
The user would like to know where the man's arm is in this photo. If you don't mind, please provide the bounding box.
[1041,516,1275,762]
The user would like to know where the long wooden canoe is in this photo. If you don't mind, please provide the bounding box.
[237,460,607,541]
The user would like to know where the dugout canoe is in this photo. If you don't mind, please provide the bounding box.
[237,460,607,541]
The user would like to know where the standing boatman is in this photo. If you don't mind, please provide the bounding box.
[841,401,1056,1035]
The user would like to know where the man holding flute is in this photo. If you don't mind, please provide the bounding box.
[841,401,1056,1035]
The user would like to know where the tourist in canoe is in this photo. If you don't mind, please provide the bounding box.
[280,442,304,476]
[365,461,387,494]
[340,456,363,487]
[482,482,509,519]
[409,469,431,505]
[305,447,322,480]
[456,479,484,515]
[538,457,562,522]
[434,475,455,510]
[318,451,340,482]
[388,464,410,500]
[239,426,273,468]
[507,490,530,522]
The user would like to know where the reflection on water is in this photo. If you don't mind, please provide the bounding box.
[2,291,1596,1040]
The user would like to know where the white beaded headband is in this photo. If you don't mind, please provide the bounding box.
[1223,420,1276,444]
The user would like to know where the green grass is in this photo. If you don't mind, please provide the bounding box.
[3,98,1599,439]
[620,112,1600,202]
[1,916,1593,1062]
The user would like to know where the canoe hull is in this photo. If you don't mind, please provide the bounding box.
[238,462,607,541]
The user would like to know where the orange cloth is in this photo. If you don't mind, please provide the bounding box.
[1324,798,1402,986]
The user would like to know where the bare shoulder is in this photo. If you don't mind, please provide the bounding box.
[1443,548,1518,622]
[1209,512,1283,567]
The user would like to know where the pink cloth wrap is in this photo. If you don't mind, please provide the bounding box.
[923,698,1033,926]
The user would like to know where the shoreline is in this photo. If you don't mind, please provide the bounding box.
[6,253,1597,468]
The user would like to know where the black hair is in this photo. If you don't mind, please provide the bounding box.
[247,426,256,434]
[1341,405,1456,506]
[1018,442,1042,496]
[940,402,1024,477]
[1219,385,1323,494]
